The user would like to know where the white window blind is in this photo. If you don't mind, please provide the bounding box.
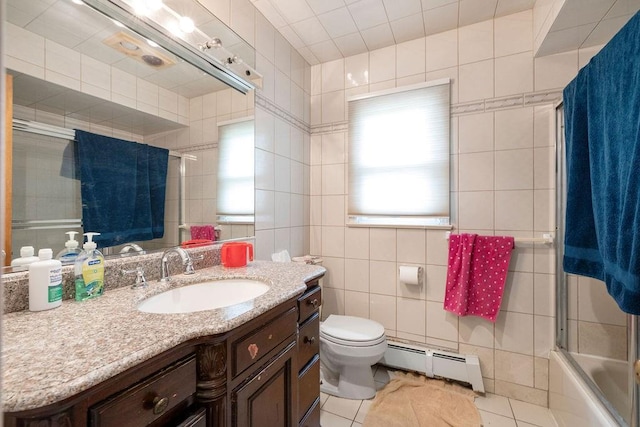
[348,79,450,227]
[216,118,254,223]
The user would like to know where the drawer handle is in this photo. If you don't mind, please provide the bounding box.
[152,396,169,415]
[307,298,319,308]
[304,336,316,345]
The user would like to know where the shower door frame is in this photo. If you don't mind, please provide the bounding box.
[554,101,640,426]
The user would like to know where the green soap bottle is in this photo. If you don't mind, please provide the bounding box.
[74,232,105,301]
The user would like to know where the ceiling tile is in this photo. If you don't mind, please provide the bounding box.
[318,7,359,38]
[348,0,389,30]
[252,0,288,28]
[306,0,347,15]
[291,16,331,45]
[390,14,426,43]
[360,22,395,50]
[495,0,535,17]
[421,0,458,10]
[271,0,316,23]
[584,14,634,46]
[308,39,343,62]
[382,0,422,21]
[334,32,369,57]
[537,22,597,56]
[423,3,459,35]
[550,0,616,31]
[459,0,498,27]
[278,25,307,49]
[298,46,321,65]
[605,0,640,19]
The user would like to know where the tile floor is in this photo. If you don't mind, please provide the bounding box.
[319,366,558,427]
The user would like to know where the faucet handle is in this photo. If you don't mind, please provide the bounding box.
[122,266,148,289]
[184,254,204,275]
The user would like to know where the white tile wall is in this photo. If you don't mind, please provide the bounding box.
[307,11,601,406]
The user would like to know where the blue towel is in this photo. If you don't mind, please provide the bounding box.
[563,10,640,314]
[76,130,169,248]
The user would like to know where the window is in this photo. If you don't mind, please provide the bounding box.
[216,118,254,223]
[347,79,451,227]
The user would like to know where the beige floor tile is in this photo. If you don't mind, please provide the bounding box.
[475,393,514,418]
[323,395,363,420]
[320,410,353,427]
[351,423,363,427]
[479,409,518,427]
[354,399,373,423]
[320,392,330,407]
[516,421,538,427]
[509,399,556,427]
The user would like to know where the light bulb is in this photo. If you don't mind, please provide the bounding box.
[179,16,195,34]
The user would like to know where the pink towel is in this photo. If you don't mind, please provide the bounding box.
[190,225,215,241]
[444,234,514,322]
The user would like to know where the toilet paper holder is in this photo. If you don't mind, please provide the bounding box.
[399,265,423,286]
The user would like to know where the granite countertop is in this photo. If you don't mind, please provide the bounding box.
[2,261,325,413]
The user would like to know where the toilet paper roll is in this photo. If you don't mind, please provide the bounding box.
[399,265,423,285]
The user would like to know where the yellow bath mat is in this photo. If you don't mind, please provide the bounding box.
[362,371,482,427]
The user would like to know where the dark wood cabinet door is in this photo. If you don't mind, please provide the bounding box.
[232,341,297,427]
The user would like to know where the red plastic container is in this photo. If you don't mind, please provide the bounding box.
[221,242,254,267]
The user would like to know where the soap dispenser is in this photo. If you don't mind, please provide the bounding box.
[11,246,40,267]
[74,232,105,301]
[56,231,82,265]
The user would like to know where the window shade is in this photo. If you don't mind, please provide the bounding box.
[348,80,450,227]
[216,119,254,223]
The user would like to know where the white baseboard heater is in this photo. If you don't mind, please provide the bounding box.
[379,340,485,393]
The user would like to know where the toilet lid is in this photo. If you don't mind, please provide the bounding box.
[320,315,385,343]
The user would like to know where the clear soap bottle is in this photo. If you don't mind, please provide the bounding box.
[56,231,82,265]
[74,232,105,301]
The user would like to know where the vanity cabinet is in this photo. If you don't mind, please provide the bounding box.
[4,276,324,427]
[296,279,322,427]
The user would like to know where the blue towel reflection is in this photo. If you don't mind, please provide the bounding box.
[76,130,169,248]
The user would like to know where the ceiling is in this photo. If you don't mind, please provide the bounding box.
[250,0,640,65]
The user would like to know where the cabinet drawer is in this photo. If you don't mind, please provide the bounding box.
[298,313,319,370]
[232,306,298,377]
[299,397,320,427]
[298,286,321,322]
[298,356,320,423]
[90,356,196,427]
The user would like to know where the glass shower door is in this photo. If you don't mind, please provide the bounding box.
[555,103,638,426]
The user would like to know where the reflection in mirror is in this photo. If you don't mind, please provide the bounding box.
[3,0,256,271]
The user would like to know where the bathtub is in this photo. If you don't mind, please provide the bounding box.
[549,350,628,426]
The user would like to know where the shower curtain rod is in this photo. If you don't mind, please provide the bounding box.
[12,119,196,160]
[444,231,554,245]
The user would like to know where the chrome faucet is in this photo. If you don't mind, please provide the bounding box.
[119,243,146,256]
[160,247,195,282]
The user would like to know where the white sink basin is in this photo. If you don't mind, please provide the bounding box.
[137,279,270,314]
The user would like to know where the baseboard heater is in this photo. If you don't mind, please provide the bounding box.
[379,340,485,393]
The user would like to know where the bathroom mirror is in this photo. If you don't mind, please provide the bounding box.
[3,0,256,270]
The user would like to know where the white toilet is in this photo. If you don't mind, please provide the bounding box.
[320,314,387,400]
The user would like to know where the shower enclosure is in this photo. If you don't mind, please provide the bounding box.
[554,103,640,426]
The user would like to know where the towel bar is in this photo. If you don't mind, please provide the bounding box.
[444,232,554,245]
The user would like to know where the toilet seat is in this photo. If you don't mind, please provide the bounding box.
[320,315,385,347]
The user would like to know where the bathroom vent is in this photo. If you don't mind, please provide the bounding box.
[379,341,484,393]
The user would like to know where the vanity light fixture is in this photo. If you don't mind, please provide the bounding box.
[179,16,195,34]
[132,0,162,16]
[83,0,260,93]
